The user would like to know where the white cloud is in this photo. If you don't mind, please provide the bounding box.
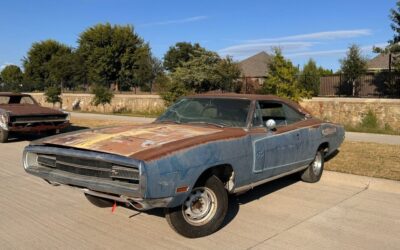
[139,16,208,27]
[286,43,388,58]
[218,29,374,59]
[243,29,372,43]
[218,42,315,57]
[286,49,348,58]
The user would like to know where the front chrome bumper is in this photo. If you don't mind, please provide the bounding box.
[23,145,159,207]
[83,189,172,210]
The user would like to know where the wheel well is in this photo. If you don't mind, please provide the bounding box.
[318,142,329,154]
[195,164,234,190]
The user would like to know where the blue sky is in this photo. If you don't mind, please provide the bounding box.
[0,0,396,71]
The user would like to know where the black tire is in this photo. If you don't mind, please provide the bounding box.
[84,193,114,208]
[165,175,228,238]
[301,150,324,183]
[46,129,58,136]
[0,128,9,143]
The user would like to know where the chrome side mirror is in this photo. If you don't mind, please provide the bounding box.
[265,119,276,131]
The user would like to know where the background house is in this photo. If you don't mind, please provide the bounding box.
[238,51,272,92]
[367,54,391,72]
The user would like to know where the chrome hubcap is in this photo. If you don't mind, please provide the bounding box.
[182,187,217,226]
[312,152,323,175]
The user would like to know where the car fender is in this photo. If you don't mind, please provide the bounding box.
[143,135,252,205]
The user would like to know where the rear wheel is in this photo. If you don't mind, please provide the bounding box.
[46,129,58,136]
[301,150,324,183]
[0,128,9,143]
[84,193,114,208]
[165,175,228,238]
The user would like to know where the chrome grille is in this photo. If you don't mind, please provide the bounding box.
[36,154,139,183]
[12,115,67,123]
[37,155,56,168]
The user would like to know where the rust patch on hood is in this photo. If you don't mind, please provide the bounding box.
[43,124,232,158]
[132,126,247,161]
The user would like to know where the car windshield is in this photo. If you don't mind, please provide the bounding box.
[0,95,36,105]
[156,98,251,127]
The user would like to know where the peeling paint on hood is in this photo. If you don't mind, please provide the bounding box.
[43,124,223,157]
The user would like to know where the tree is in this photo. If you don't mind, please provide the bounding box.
[374,1,400,69]
[318,67,333,76]
[0,65,23,92]
[47,51,86,91]
[340,44,367,96]
[216,57,242,92]
[170,51,241,92]
[160,79,190,106]
[163,42,206,72]
[299,59,320,96]
[171,51,222,93]
[131,44,153,92]
[161,48,241,104]
[44,86,62,107]
[23,40,72,90]
[78,23,151,90]
[148,56,164,93]
[91,85,114,112]
[261,49,310,101]
[373,1,400,96]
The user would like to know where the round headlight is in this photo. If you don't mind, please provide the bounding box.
[0,113,9,130]
[24,152,39,169]
[63,111,71,121]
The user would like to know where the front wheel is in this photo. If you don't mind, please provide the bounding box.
[46,129,58,136]
[165,175,228,238]
[301,150,324,183]
[0,128,9,143]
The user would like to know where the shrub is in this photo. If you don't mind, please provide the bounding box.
[44,86,62,107]
[91,85,114,112]
[360,110,379,129]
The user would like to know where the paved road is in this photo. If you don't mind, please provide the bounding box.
[1,139,400,249]
[345,131,400,145]
[71,112,400,145]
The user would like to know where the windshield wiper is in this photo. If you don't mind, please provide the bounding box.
[157,119,181,124]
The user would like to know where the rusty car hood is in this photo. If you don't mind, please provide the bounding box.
[41,123,247,160]
[0,104,64,116]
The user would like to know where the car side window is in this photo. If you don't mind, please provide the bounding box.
[282,104,305,124]
[0,97,9,104]
[256,101,287,126]
[252,102,263,127]
[20,96,35,105]
[255,101,305,127]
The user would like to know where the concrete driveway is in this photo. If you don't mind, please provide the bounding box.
[1,139,399,249]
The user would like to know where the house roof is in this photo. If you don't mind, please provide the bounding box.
[367,53,390,70]
[239,51,272,77]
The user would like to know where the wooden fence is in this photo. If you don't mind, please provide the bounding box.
[319,73,400,98]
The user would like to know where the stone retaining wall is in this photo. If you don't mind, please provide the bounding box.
[29,93,165,114]
[300,98,400,131]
